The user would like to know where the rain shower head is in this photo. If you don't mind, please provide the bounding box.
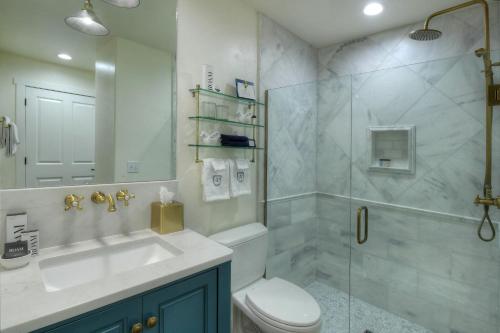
[408,29,442,41]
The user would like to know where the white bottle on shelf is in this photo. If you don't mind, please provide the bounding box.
[202,64,215,91]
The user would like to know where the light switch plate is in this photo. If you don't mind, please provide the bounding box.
[127,161,140,173]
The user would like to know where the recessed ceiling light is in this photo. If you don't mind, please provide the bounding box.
[58,53,72,61]
[364,2,384,16]
[102,0,141,8]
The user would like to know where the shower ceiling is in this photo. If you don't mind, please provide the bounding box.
[246,0,474,47]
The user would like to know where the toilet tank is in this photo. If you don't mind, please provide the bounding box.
[210,223,268,292]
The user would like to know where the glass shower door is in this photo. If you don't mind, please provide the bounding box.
[266,77,352,333]
[348,54,500,333]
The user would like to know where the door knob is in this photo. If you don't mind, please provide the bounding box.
[131,323,143,333]
[146,316,158,328]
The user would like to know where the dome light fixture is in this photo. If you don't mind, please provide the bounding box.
[65,0,109,36]
[363,2,384,16]
[102,0,141,8]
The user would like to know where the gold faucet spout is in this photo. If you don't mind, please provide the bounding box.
[91,191,117,212]
[106,194,117,212]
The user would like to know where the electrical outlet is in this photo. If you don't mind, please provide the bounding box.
[127,161,140,173]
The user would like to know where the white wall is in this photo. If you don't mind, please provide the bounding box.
[114,38,174,183]
[0,51,95,188]
[176,0,260,235]
[95,38,117,184]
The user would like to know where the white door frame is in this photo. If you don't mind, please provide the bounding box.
[14,79,95,188]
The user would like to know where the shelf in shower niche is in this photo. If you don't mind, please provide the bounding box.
[368,126,416,175]
[188,116,264,128]
[190,87,264,106]
[188,144,263,150]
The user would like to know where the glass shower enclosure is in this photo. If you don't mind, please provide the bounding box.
[265,52,500,333]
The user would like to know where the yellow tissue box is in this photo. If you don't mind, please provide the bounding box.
[151,201,184,234]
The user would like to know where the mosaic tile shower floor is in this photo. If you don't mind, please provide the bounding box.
[305,282,433,333]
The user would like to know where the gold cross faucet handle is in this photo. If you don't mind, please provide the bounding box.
[64,194,84,211]
[116,189,135,207]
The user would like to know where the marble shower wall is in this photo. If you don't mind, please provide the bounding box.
[263,4,500,331]
[259,14,319,287]
[315,3,500,333]
[317,194,500,333]
[318,2,500,218]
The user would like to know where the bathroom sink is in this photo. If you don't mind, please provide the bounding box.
[39,237,183,292]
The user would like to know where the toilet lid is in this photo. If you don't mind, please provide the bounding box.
[245,278,321,328]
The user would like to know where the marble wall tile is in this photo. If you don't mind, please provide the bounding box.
[0,181,178,249]
[263,5,500,333]
[317,195,500,332]
[386,288,451,333]
[259,14,318,100]
[267,83,317,199]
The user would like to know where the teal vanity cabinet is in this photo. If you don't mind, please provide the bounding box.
[34,263,230,333]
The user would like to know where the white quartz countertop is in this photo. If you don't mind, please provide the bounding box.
[0,229,233,333]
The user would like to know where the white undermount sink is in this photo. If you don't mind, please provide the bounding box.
[39,237,183,292]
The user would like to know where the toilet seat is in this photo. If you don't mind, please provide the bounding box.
[244,278,321,332]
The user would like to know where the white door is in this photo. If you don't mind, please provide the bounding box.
[25,87,96,187]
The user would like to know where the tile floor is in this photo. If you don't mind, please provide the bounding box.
[305,281,433,333]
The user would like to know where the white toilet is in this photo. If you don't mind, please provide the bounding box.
[210,223,321,333]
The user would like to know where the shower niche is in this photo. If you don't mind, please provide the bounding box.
[368,126,416,175]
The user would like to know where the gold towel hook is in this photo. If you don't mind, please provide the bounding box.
[478,206,496,242]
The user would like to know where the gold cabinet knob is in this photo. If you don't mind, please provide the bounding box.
[131,323,143,333]
[116,189,136,207]
[64,194,84,211]
[146,316,158,328]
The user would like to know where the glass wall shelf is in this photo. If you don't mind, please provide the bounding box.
[190,87,264,106]
[188,144,263,150]
[188,116,264,128]
[190,84,265,163]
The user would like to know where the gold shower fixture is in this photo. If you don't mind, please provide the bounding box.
[411,0,499,242]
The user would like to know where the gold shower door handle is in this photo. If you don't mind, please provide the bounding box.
[356,206,369,245]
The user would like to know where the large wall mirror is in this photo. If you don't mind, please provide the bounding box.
[0,0,177,189]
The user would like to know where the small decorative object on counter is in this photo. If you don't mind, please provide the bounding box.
[1,240,31,270]
[235,79,256,100]
[6,212,27,242]
[21,230,39,256]
[151,187,184,235]
[2,240,29,259]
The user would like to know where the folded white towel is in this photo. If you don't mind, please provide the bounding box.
[202,158,230,202]
[0,117,20,157]
[0,116,9,149]
[229,159,251,197]
[9,121,20,156]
